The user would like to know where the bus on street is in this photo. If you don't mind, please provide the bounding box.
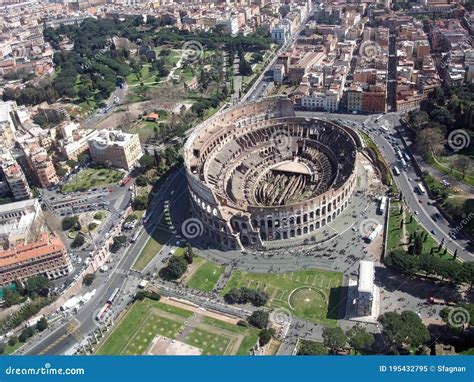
[416,183,426,195]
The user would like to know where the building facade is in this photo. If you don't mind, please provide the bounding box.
[88,130,142,171]
[0,232,72,286]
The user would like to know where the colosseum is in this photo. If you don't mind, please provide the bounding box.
[184,97,363,250]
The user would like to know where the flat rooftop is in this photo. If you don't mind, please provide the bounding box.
[358,260,374,294]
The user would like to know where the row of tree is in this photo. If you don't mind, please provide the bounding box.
[224,287,269,307]
[297,325,375,355]
[385,249,474,287]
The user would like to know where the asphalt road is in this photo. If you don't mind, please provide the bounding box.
[294,110,472,261]
[24,170,182,355]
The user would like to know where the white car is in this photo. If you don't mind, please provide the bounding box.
[414,210,419,215]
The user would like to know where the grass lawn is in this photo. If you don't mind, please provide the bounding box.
[387,200,404,252]
[186,260,224,292]
[388,201,455,261]
[200,317,259,355]
[96,299,191,355]
[3,340,22,355]
[97,298,259,355]
[62,168,123,193]
[184,328,232,355]
[132,228,173,271]
[427,152,474,187]
[221,269,343,326]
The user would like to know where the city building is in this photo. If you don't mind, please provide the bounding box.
[0,199,44,248]
[88,130,142,171]
[0,232,72,286]
[0,150,32,201]
[0,101,17,149]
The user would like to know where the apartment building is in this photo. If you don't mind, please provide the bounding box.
[88,130,142,171]
[0,150,32,201]
[0,199,43,248]
[0,232,72,286]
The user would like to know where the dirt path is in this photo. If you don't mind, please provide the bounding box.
[159,297,239,324]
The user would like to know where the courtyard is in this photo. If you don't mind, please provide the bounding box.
[61,167,123,193]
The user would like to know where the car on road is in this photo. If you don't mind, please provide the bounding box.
[414,210,419,215]
[430,229,436,235]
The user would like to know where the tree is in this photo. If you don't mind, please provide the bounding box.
[132,195,149,210]
[248,310,269,329]
[71,234,85,248]
[454,156,470,180]
[36,317,48,332]
[8,336,18,347]
[322,327,347,351]
[25,276,52,297]
[183,244,194,264]
[258,328,273,346]
[19,327,35,343]
[83,273,96,286]
[161,255,188,280]
[297,340,328,355]
[3,288,23,307]
[224,288,242,304]
[136,175,148,187]
[139,154,155,168]
[224,287,269,306]
[346,325,374,354]
[414,127,445,158]
[378,311,430,351]
[77,152,89,163]
[112,235,127,251]
[413,233,423,255]
[384,249,419,274]
[61,216,79,231]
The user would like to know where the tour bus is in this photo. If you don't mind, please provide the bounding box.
[131,231,140,243]
[96,303,110,321]
[417,183,426,195]
[380,125,389,133]
[374,115,383,122]
[364,224,383,243]
[393,166,400,176]
[396,149,403,159]
[378,196,388,215]
[107,288,120,305]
